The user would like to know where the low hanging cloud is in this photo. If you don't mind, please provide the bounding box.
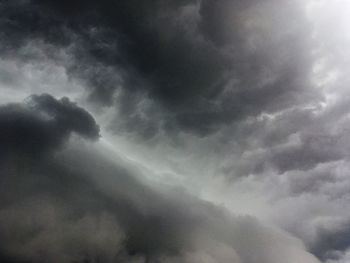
[2,0,350,262]
[0,94,99,157]
[0,95,320,263]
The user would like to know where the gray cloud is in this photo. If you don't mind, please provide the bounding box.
[2,1,350,262]
[0,95,319,263]
[0,133,319,263]
[0,94,99,157]
[0,0,319,138]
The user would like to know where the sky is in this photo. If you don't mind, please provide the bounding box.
[0,0,350,262]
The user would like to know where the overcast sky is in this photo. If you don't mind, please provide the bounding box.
[0,0,350,262]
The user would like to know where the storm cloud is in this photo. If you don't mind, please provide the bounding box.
[0,0,350,262]
[0,93,99,156]
[0,96,319,263]
[0,0,317,137]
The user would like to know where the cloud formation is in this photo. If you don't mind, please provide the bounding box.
[0,94,99,157]
[1,0,350,262]
[0,96,319,262]
[0,0,318,137]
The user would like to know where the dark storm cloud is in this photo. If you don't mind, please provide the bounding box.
[310,220,350,262]
[0,0,318,137]
[0,96,319,263]
[1,0,350,262]
[0,94,99,157]
[0,145,320,263]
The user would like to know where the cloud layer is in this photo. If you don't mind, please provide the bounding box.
[0,96,319,263]
[0,0,317,137]
[1,0,350,262]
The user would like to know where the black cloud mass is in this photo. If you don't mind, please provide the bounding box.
[0,0,350,262]
[0,0,316,136]
[0,96,318,263]
[0,94,99,156]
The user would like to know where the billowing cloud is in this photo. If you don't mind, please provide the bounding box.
[1,0,350,262]
[0,97,319,262]
[0,0,318,137]
[0,94,99,157]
